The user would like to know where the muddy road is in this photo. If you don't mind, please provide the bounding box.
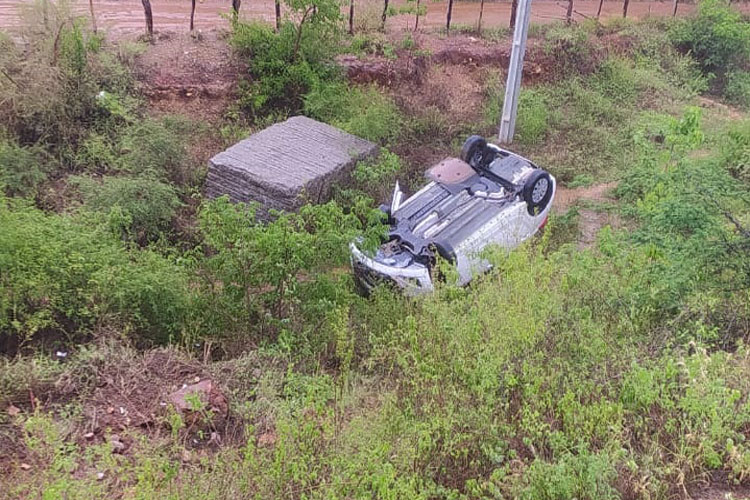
[3,0,743,38]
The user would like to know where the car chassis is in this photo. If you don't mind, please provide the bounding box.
[350,135,556,295]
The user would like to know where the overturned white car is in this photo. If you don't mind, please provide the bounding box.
[350,135,556,295]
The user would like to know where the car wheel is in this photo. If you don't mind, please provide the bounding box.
[523,170,553,215]
[460,135,487,168]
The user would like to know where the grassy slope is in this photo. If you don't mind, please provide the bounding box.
[2,13,750,500]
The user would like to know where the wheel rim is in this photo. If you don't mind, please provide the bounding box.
[471,148,483,167]
[531,178,549,204]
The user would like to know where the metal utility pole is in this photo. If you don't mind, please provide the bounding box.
[498,0,532,144]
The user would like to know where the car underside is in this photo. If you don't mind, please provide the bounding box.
[351,135,556,295]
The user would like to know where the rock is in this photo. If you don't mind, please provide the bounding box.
[110,440,126,454]
[7,404,20,417]
[19,463,31,470]
[97,472,105,481]
[167,379,228,428]
[206,116,379,221]
[84,432,95,440]
[108,434,126,454]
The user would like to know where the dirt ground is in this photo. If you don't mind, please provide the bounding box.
[133,30,239,119]
[554,182,621,248]
[3,0,749,37]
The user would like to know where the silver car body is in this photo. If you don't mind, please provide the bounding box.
[351,141,556,295]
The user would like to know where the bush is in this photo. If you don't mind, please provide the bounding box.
[516,451,619,500]
[0,198,189,347]
[623,21,708,95]
[670,0,750,74]
[232,0,342,118]
[72,175,182,244]
[304,81,403,144]
[590,57,638,104]
[192,197,385,341]
[352,150,402,190]
[117,118,191,183]
[0,20,132,155]
[725,70,750,108]
[0,140,54,198]
[721,121,750,183]
[0,16,139,180]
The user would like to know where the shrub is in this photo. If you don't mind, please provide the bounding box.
[304,81,403,144]
[725,70,750,109]
[117,118,191,183]
[232,0,342,117]
[516,451,619,500]
[0,198,189,347]
[349,149,402,201]
[74,131,118,173]
[0,17,139,171]
[192,197,385,341]
[352,150,402,190]
[0,140,54,198]
[590,57,638,104]
[72,175,182,244]
[670,0,750,74]
[721,121,750,183]
[623,21,708,95]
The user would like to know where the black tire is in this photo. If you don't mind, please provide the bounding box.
[431,240,456,263]
[523,170,553,215]
[460,135,487,168]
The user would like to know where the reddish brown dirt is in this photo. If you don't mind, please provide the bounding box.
[133,30,240,117]
[689,472,750,500]
[554,181,618,211]
[3,0,749,37]
[341,28,605,88]
[554,182,620,248]
[0,345,224,474]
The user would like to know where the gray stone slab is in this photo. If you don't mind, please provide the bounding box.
[205,116,379,220]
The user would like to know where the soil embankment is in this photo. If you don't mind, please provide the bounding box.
[3,0,740,37]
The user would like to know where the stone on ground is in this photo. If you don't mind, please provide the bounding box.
[206,116,379,220]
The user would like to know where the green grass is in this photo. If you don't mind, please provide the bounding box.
[2,10,750,500]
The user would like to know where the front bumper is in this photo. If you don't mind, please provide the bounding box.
[349,243,434,296]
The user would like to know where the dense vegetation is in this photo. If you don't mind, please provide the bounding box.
[1,0,750,498]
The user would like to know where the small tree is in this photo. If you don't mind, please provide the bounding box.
[622,0,630,18]
[275,0,281,30]
[596,0,604,19]
[566,0,573,24]
[190,0,196,30]
[381,0,389,30]
[232,0,241,21]
[510,0,518,29]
